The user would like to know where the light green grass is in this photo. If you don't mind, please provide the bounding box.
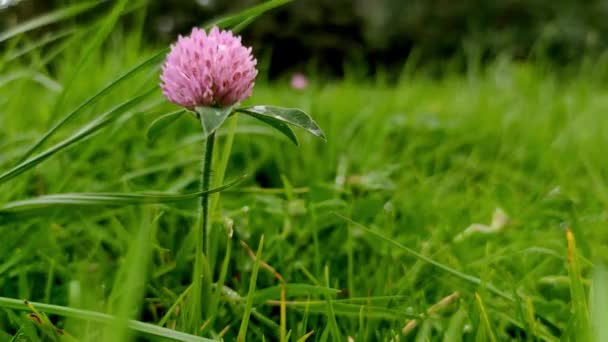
[1,2,607,341]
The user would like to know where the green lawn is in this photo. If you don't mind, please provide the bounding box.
[1,2,608,341]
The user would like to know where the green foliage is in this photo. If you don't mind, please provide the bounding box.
[196,106,234,140]
[1,1,608,341]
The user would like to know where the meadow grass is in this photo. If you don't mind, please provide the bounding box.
[1,2,608,341]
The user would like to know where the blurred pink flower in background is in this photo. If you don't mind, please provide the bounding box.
[160,26,257,109]
[290,72,309,90]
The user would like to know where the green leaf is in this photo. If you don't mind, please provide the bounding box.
[237,235,264,341]
[19,49,166,162]
[592,266,608,342]
[0,1,100,43]
[237,105,326,141]
[44,0,130,133]
[566,229,592,340]
[0,174,245,214]
[252,284,340,304]
[207,0,292,30]
[146,110,187,142]
[0,87,157,186]
[0,297,213,342]
[3,29,77,63]
[249,114,299,146]
[195,106,233,139]
[278,300,414,320]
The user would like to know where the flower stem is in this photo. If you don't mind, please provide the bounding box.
[200,132,215,256]
[190,131,215,331]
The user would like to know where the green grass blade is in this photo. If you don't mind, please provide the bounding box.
[252,284,340,304]
[104,210,153,342]
[443,308,467,342]
[272,301,416,320]
[44,0,129,127]
[0,87,158,185]
[475,293,497,342]
[566,228,592,340]
[0,1,100,43]
[323,266,342,341]
[592,265,608,342]
[208,0,292,29]
[2,29,76,63]
[237,235,264,341]
[0,175,245,214]
[146,110,188,142]
[18,49,167,162]
[335,214,513,301]
[0,297,214,342]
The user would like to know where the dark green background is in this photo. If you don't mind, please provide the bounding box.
[3,0,608,76]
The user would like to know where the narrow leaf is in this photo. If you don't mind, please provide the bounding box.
[3,29,77,63]
[0,175,245,214]
[237,105,326,141]
[146,110,187,142]
[0,297,213,342]
[19,49,167,161]
[592,266,608,342]
[0,1,100,43]
[196,106,233,139]
[208,0,292,30]
[249,114,299,146]
[44,0,129,136]
[253,284,339,304]
[566,228,592,340]
[0,87,157,185]
[475,293,497,342]
[238,235,265,341]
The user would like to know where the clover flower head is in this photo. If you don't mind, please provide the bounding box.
[160,26,258,109]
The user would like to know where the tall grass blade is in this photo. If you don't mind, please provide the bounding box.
[104,210,153,342]
[475,293,497,342]
[592,266,608,342]
[18,50,167,162]
[0,297,214,342]
[146,110,187,142]
[0,1,99,43]
[566,228,592,340]
[208,0,292,29]
[443,308,467,342]
[0,175,245,214]
[335,214,513,301]
[237,235,264,341]
[323,266,342,341]
[45,0,129,126]
[0,87,158,185]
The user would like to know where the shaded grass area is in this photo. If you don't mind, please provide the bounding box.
[1,5,608,341]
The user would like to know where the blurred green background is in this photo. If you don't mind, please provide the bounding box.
[3,0,608,76]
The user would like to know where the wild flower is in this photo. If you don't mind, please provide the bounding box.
[290,72,309,90]
[160,26,257,109]
[158,26,325,336]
